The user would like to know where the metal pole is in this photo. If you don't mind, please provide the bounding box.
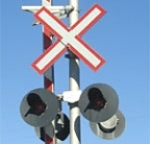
[68,0,81,144]
[43,31,55,144]
[42,1,56,144]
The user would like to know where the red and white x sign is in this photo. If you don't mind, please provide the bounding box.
[32,4,106,74]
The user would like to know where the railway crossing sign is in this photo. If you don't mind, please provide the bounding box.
[32,4,106,74]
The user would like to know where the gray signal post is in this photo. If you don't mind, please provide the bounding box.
[68,0,81,144]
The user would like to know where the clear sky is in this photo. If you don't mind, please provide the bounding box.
[1,0,149,144]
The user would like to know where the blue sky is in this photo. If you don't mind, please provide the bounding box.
[1,0,149,144]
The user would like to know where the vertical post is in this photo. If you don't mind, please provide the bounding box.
[43,28,55,144]
[42,1,56,144]
[68,0,81,144]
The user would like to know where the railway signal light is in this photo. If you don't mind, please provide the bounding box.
[78,83,119,122]
[55,112,70,142]
[35,112,70,143]
[20,88,59,127]
[90,110,125,139]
